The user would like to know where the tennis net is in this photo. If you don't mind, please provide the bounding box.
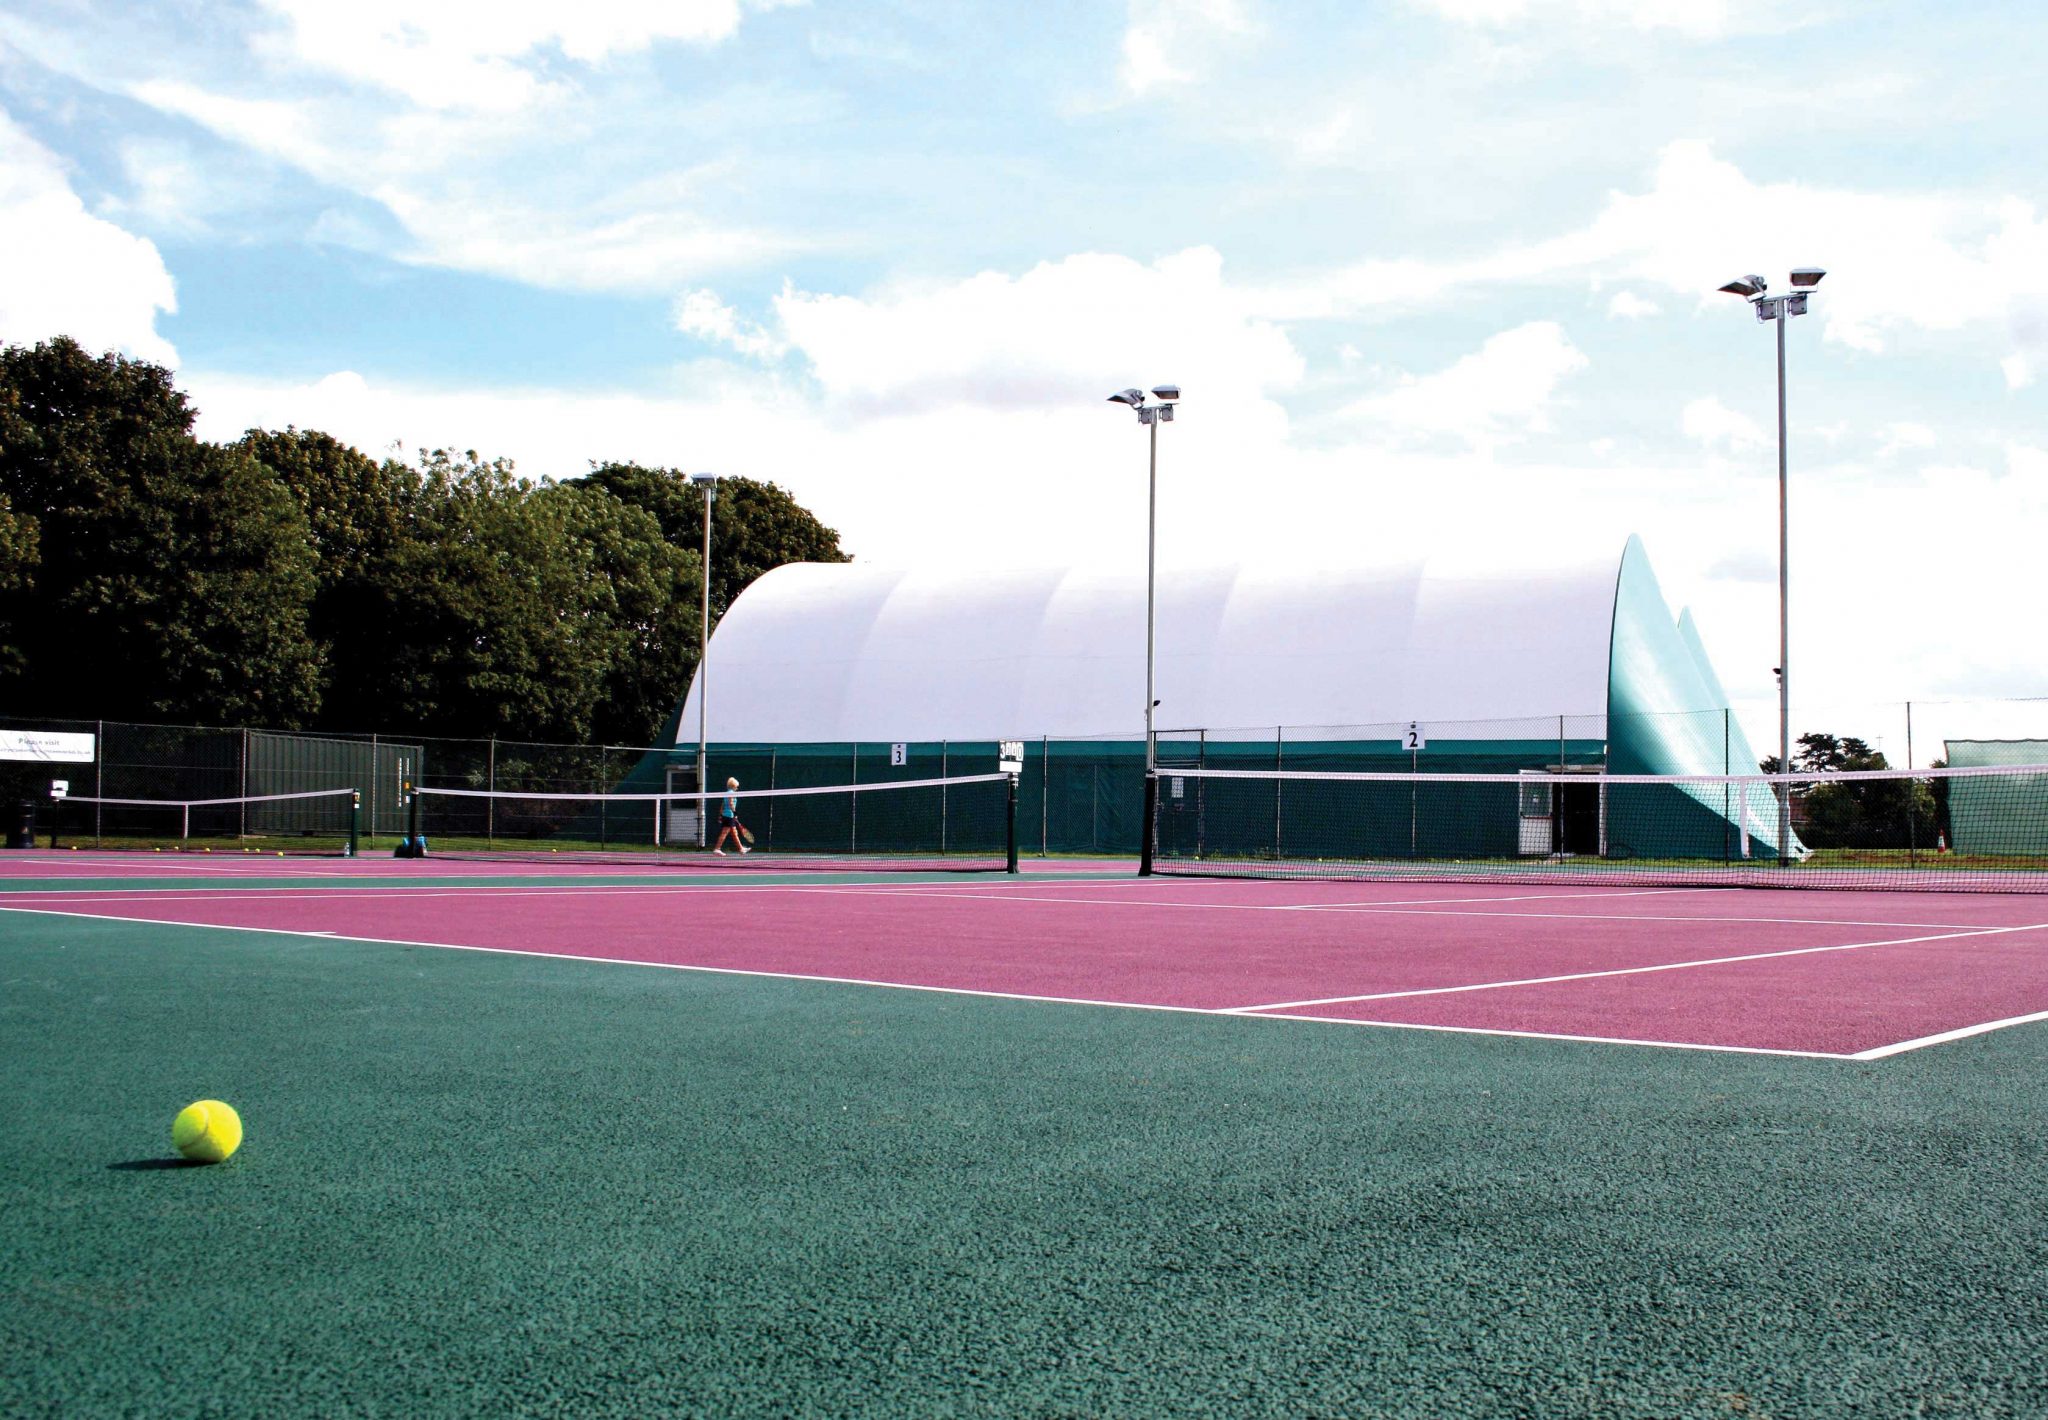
[1146,763,2048,892]
[410,772,1019,871]
[47,788,362,856]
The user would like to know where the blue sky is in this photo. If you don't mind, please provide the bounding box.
[2,0,2044,754]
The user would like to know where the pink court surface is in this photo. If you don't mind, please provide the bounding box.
[7,851,2048,1061]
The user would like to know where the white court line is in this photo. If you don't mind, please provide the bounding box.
[1232,920,2048,1012]
[0,903,1858,1060]
[0,878,2008,935]
[1848,1007,2048,1060]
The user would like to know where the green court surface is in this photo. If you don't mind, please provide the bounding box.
[4,909,2046,1416]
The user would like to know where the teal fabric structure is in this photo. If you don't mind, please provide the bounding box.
[1607,536,1797,860]
[667,537,1785,860]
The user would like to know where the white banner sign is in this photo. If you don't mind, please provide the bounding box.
[0,731,96,763]
[998,740,1024,774]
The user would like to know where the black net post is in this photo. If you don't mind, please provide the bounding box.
[1140,771,1158,876]
[349,790,360,858]
[1007,772,1020,875]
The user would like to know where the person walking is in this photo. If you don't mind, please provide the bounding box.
[712,777,750,855]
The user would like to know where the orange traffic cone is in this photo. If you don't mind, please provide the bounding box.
[1937,832,1950,854]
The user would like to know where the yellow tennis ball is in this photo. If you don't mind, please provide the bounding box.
[172,1100,243,1164]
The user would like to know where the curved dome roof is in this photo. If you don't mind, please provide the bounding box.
[675,549,1624,744]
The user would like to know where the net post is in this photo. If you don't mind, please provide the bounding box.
[407,779,421,855]
[349,790,361,858]
[1139,771,1158,876]
[1006,771,1020,875]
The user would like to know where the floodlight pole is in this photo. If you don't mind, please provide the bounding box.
[1774,307,1790,868]
[1719,269,1822,867]
[1107,386,1179,875]
[1146,408,1159,772]
[693,473,718,849]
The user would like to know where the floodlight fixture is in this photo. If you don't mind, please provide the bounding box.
[1719,275,1767,298]
[1150,385,1181,402]
[1789,267,1826,288]
[1108,388,1146,406]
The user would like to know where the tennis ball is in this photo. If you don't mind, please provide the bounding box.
[172,1100,243,1164]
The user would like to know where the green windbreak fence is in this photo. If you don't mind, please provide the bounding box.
[1945,741,2048,855]
[13,707,2046,863]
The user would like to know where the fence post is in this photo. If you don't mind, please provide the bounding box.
[487,737,497,843]
[239,727,249,839]
[1041,736,1049,856]
[95,719,104,846]
[1274,725,1284,858]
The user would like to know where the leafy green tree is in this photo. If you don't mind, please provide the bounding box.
[0,492,38,677]
[1763,731,1941,851]
[236,427,417,731]
[0,338,320,724]
[575,464,848,614]
[352,451,695,743]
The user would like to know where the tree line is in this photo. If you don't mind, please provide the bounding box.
[0,337,848,745]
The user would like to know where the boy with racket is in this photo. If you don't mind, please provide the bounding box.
[712,777,751,855]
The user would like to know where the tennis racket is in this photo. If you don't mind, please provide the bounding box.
[738,825,755,846]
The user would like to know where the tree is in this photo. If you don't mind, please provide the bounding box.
[348,451,695,743]
[237,427,417,731]
[574,464,849,614]
[0,339,321,724]
[1762,731,1940,851]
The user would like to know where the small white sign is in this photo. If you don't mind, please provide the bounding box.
[890,742,907,766]
[1401,722,1426,752]
[0,730,95,763]
[1170,776,1185,799]
[50,779,69,799]
[998,740,1024,774]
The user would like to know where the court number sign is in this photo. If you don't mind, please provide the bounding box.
[1402,722,1426,752]
[999,740,1024,774]
[890,742,907,766]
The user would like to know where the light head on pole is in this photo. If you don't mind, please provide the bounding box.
[1719,275,1768,298]
[1107,388,1145,407]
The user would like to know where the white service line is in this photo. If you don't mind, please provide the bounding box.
[1231,920,2048,1012]
[0,902,1862,1060]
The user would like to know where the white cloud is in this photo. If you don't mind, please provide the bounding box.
[1339,322,1587,449]
[1606,290,1660,319]
[1411,0,1779,38]
[1680,395,1765,451]
[675,288,786,360]
[2004,353,2036,390]
[1117,0,1261,97]
[771,247,1304,417]
[0,110,177,365]
[128,81,800,293]
[1254,142,2048,381]
[1876,421,1935,458]
[251,0,754,112]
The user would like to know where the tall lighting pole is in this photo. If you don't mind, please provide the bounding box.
[691,472,718,849]
[1718,267,1825,866]
[1106,384,1180,875]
